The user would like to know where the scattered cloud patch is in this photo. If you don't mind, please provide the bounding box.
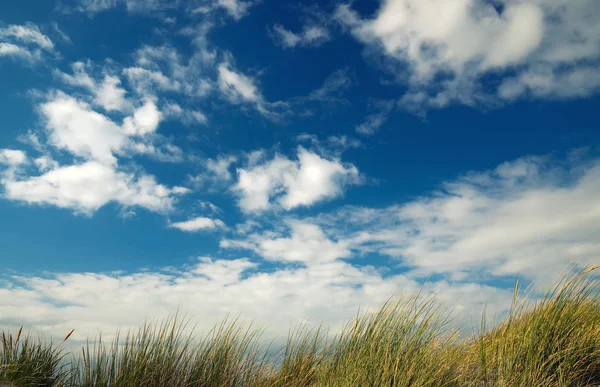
[0,79,188,214]
[0,23,54,50]
[163,103,208,125]
[65,0,178,14]
[217,61,286,118]
[0,157,188,215]
[56,62,132,112]
[169,217,226,232]
[306,152,600,284]
[336,0,600,112]
[270,24,330,49]
[218,62,260,103]
[214,0,254,20]
[0,149,28,167]
[0,23,54,62]
[234,147,360,212]
[189,155,237,189]
[224,221,351,264]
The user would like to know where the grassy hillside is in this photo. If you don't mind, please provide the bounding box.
[2,267,599,386]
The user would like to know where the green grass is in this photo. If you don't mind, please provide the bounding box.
[1,266,598,386]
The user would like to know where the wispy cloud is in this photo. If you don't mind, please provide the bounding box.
[355,100,395,135]
[0,23,55,63]
[269,24,330,49]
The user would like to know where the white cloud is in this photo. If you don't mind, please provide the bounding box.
[206,155,237,181]
[122,99,162,136]
[70,0,178,13]
[1,160,188,214]
[498,65,600,101]
[123,67,182,94]
[215,0,253,20]
[297,134,362,157]
[0,23,54,51]
[217,62,286,118]
[127,139,185,163]
[270,24,330,49]
[236,155,292,212]
[70,0,253,20]
[0,149,29,180]
[57,62,132,112]
[169,217,226,232]
[0,84,188,214]
[336,0,600,111]
[0,42,39,61]
[0,23,54,63]
[130,45,214,98]
[33,155,59,172]
[355,100,395,135]
[280,150,358,210]
[0,149,28,167]
[95,76,131,112]
[52,23,71,44]
[306,152,600,285]
[235,147,360,212]
[163,103,208,125]
[218,63,260,103]
[309,68,352,102]
[0,232,515,345]
[39,92,177,166]
[41,93,127,165]
[189,155,237,189]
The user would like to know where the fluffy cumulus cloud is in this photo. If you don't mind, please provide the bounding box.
[234,147,360,212]
[56,57,212,130]
[0,85,189,214]
[1,158,188,214]
[0,22,54,62]
[169,216,226,232]
[336,0,600,111]
[39,93,173,165]
[0,149,28,167]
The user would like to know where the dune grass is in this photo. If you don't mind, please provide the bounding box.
[1,266,598,386]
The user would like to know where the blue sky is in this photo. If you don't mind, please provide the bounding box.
[0,0,599,341]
